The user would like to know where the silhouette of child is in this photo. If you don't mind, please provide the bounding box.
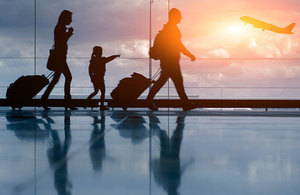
[87,46,120,110]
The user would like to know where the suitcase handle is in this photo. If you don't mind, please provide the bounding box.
[46,71,55,80]
[152,68,161,81]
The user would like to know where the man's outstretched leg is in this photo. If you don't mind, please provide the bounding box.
[171,71,196,111]
[146,73,168,111]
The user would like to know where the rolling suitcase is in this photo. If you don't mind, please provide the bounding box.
[110,72,153,110]
[6,72,54,109]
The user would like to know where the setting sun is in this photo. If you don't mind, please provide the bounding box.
[227,25,244,34]
[224,23,248,36]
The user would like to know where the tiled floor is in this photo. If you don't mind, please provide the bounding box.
[0,109,300,195]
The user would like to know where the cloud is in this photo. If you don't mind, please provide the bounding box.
[208,49,231,58]
[0,36,23,57]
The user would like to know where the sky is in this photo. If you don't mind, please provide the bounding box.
[0,0,299,98]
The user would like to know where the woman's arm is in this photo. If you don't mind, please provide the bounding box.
[65,27,73,41]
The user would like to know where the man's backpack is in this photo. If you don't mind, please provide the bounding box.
[149,29,166,60]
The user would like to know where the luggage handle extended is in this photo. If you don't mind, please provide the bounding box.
[151,68,161,81]
[46,71,55,80]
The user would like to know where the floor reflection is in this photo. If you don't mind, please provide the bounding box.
[111,112,149,144]
[47,112,72,195]
[2,110,300,195]
[6,111,50,142]
[89,115,106,172]
[150,114,194,195]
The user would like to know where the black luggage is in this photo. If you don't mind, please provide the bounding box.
[110,72,152,110]
[6,74,52,109]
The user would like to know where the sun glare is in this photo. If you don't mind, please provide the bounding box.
[213,21,252,43]
[226,25,244,35]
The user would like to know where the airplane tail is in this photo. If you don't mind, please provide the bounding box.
[284,23,296,32]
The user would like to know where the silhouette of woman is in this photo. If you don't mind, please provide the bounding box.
[87,46,120,110]
[47,113,72,195]
[42,10,77,110]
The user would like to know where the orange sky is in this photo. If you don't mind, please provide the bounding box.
[161,0,300,58]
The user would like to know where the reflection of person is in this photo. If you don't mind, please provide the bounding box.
[42,10,77,110]
[150,114,194,195]
[89,116,106,172]
[87,46,120,110]
[47,113,72,195]
[147,8,196,111]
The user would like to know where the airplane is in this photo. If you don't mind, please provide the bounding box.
[240,16,295,34]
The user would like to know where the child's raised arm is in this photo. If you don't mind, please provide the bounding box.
[105,54,121,63]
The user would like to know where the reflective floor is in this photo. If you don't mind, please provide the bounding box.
[0,109,300,195]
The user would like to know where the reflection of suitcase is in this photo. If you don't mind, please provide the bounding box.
[6,73,53,109]
[111,72,152,110]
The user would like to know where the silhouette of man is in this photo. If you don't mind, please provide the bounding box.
[147,8,196,111]
[42,10,77,110]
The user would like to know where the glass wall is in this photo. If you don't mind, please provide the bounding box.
[0,0,299,99]
[0,0,34,97]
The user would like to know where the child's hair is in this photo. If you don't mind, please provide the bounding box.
[91,46,102,59]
